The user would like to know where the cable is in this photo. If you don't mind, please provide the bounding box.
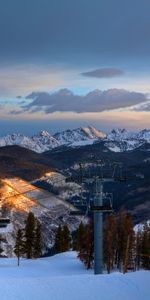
[0,179,83,209]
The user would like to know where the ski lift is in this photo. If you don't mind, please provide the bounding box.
[90,192,113,213]
[0,218,10,228]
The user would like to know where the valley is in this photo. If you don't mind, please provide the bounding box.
[0,126,150,257]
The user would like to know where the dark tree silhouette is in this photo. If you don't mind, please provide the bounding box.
[14,229,24,266]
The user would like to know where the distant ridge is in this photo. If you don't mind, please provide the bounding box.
[0,126,149,153]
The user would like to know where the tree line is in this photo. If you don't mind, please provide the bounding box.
[1,209,149,272]
[74,211,150,273]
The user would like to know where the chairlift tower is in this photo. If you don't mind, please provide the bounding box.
[92,177,115,274]
[66,160,126,275]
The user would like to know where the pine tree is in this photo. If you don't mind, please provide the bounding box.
[33,219,42,258]
[24,212,36,259]
[73,221,85,251]
[123,213,135,273]
[104,214,117,273]
[54,225,63,253]
[62,224,71,252]
[75,221,86,252]
[14,229,24,266]
[78,218,94,269]
[141,223,150,269]
[116,211,134,273]
[135,229,142,270]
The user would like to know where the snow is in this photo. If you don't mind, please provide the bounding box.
[137,129,150,142]
[0,126,150,153]
[71,139,96,147]
[134,221,150,233]
[107,128,133,141]
[0,178,81,256]
[0,251,149,300]
[106,144,121,152]
[54,126,105,146]
[82,126,106,139]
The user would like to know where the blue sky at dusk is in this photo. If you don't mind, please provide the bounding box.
[0,0,150,135]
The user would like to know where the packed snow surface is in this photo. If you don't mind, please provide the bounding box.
[0,251,149,300]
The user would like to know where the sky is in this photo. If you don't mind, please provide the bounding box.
[0,0,150,135]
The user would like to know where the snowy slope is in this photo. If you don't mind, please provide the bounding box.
[105,140,144,152]
[0,251,149,300]
[0,177,81,256]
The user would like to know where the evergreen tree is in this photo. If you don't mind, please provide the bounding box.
[122,213,134,273]
[141,223,150,269]
[14,229,24,266]
[135,229,142,270]
[78,218,94,269]
[33,219,42,258]
[54,224,72,253]
[24,212,36,259]
[62,224,71,252]
[116,211,134,273]
[54,225,63,253]
[104,214,117,273]
[75,221,86,252]
[73,221,85,251]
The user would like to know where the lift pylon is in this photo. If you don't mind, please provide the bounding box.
[66,160,127,274]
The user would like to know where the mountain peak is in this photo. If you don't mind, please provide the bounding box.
[107,128,133,141]
[36,130,51,138]
[0,126,150,153]
[82,126,106,139]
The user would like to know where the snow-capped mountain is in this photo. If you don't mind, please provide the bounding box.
[107,128,136,141]
[107,128,150,142]
[106,128,150,152]
[32,131,60,151]
[0,127,150,153]
[136,129,150,142]
[54,126,106,146]
[0,131,60,153]
[0,133,41,152]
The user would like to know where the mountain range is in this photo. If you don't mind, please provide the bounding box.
[0,126,150,153]
[0,128,150,256]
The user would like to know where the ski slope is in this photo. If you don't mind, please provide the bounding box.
[0,252,149,300]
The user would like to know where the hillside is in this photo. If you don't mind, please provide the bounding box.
[41,142,150,222]
[0,176,81,256]
[0,251,149,300]
[0,146,52,180]
[0,141,150,223]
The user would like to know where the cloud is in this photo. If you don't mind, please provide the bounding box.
[13,88,148,115]
[0,0,150,69]
[81,68,124,78]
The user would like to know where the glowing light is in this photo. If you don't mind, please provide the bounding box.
[0,178,37,212]
[45,172,55,177]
